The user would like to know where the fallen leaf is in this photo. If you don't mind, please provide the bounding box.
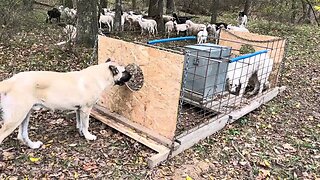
[2,152,15,161]
[74,172,79,179]
[307,116,314,121]
[0,162,6,169]
[264,160,271,168]
[186,175,193,180]
[83,162,98,172]
[256,169,270,180]
[69,143,77,147]
[29,157,41,162]
[282,143,296,151]
[313,154,320,159]
[273,147,281,154]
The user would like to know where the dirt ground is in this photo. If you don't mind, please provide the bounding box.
[0,10,319,179]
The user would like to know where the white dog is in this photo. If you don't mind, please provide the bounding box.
[0,59,131,149]
[226,53,273,97]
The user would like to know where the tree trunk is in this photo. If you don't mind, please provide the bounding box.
[132,0,136,10]
[145,0,149,8]
[114,0,122,32]
[291,0,297,23]
[243,0,251,15]
[100,0,108,8]
[148,0,164,32]
[210,0,219,24]
[23,0,34,11]
[76,0,98,48]
[298,0,308,23]
[148,0,158,16]
[158,0,164,32]
[166,0,175,14]
[72,0,77,8]
[305,0,319,26]
[64,0,73,8]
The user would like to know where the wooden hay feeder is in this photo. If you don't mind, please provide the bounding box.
[91,31,286,168]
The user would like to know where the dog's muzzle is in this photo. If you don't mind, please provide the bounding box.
[115,71,132,86]
[226,78,241,96]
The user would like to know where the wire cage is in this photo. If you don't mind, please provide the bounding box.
[173,29,287,142]
[94,29,287,168]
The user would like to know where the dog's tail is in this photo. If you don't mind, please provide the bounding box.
[0,80,12,93]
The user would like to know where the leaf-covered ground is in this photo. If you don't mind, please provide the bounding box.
[0,10,320,179]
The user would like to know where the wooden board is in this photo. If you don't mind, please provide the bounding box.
[91,108,169,153]
[93,104,172,147]
[219,30,286,85]
[98,36,184,140]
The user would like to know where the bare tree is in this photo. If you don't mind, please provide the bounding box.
[76,0,98,47]
[291,0,297,23]
[132,0,136,10]
[149,0,164,32]
[23,0,34,11]
[166,0,175,14]
[210,0,219,24]
[100,0,108,9]
[148,0,158,16]
[72,0,77,8]
[158,0,164,32]
[61,0,73,8]
[305,0,319,26]
[243,0,251,15]
[114,0,122,31]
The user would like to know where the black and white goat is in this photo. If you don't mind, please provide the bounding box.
[238,11,248,27]
[46,8,61,23]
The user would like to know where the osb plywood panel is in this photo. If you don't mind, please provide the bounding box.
[219,30,286,85]
[97,36,184,140]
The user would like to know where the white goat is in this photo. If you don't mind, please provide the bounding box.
[55,24,77,45]
[103,8,113,15]
[163,15,174,23]
[186,20,206,35]
[121,12,129,31]
[165,20,174,37]
[58,6,76,20]
[141,18,158,35]
[173,21,189,36]
[207,24,218,38]
[227,24,249,32]
[99,14,114,32]
[197,27,208,44]
[137,17,154,36]
[64,24,77,40]
[127,14,142,30]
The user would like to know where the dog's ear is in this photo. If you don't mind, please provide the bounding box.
[109,65,119,76]
[106,58,111,63]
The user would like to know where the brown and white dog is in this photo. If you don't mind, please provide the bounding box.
[0,59,131,149]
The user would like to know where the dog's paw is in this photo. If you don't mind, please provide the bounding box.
[84,134,97,141]
[29,141,43,149]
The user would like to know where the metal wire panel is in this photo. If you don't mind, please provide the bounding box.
[174,35,286,139]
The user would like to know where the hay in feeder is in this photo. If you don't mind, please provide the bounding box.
[125,63,144,91]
